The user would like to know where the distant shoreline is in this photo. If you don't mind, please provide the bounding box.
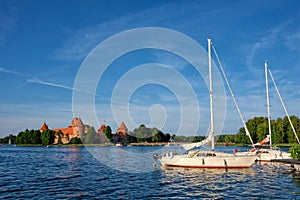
[7,142,293,147]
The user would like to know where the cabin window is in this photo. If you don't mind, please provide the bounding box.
[258,150,269,154]
[197,153,216,157]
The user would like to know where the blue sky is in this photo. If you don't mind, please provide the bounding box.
[1,0,300,138]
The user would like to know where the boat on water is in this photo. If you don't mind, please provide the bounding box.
[257,148,291,162]
[116,143,123,147]
[254,62,299,162]
[159,149,258,169]
[155,39,257,169]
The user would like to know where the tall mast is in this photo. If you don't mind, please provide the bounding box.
[211,44,254,146]
[265,61,272,147]
[268,67,300,144]
[208,38,214,150]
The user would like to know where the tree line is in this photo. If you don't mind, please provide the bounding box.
[13,129,55,145]
[77,124,205,144]
[82,126,112,144]
[0,129,56,145]
[1,116,299,145]
[111,124,205,144]
[127,124,172,143]
[0,134,16,144]
[218,116,300,145]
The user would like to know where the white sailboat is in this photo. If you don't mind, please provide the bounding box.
[255,62,299,162]
[156,39,257,169]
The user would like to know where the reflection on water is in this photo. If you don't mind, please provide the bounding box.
[161,167,256,199]
[0,145,300,199]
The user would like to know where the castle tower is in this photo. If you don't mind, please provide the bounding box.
[97,125,106,143]
[117,121,128,137]
[113,121,128,145]
[72,117,85,138]
[39,122,49,132]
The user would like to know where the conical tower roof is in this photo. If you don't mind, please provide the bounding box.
[72,117,84,127]
[98,125,106,132]
[40,122,49,131]
[117,121,128,132]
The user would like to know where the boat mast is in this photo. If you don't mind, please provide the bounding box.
[208,38,215,151]
[268,67,300,144]
[211,43,254,147]
[265,62,272,147]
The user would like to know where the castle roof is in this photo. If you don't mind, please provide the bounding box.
[117,121,128,132]
[98,125,106,132]
[40,122,49,131]
[53,126,73,135]
[72,117,84,127]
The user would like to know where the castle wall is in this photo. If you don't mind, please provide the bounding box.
[73,126,84,138]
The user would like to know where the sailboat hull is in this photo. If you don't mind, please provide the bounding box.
[257,149,291,162]
[234,148,291,162]
[159,151,257,169]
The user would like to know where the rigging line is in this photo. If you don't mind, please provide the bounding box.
[265,62,273,147]
[210,43,254,146]
[267,67,300,144]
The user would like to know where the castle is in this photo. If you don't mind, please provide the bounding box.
[112,121,128,145]
[40,117,86,144]
[39,118,128,144]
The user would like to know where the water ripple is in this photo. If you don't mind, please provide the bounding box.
[1,146,300,199]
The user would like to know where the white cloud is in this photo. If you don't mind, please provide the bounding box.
[26,77,75,91]
[0,66,103,98]
[149,51,190,71]
[245,23,287,69]
[0,66,23,76]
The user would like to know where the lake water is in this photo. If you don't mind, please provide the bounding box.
[1,145,300,199]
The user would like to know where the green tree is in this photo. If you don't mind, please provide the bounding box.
[236,115,300,145]
[235,127,251,144]
[164,133,171,142]
[69,137,82,144]
[224,135,235,143]
[272,119,281,144]
[290,144,300,159]
[235,132,250,144]
[23,129,31,144]
[151,128,165,143]
[216,135,225,143]
[285,116,299,144]
[192,136,205,142]
[133,125,152,142]
[281,116,289,143]
[30,130,41,144]
[127,131,137,143]
[85,127,97,144]
[256,119,268,142]
[41,130,54,145]
[2,134,16,144]
[104,126,112,142]
[158,131,165,142]
[16,129,31,144]
[15,131,24,144]
[245,119,257,143]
